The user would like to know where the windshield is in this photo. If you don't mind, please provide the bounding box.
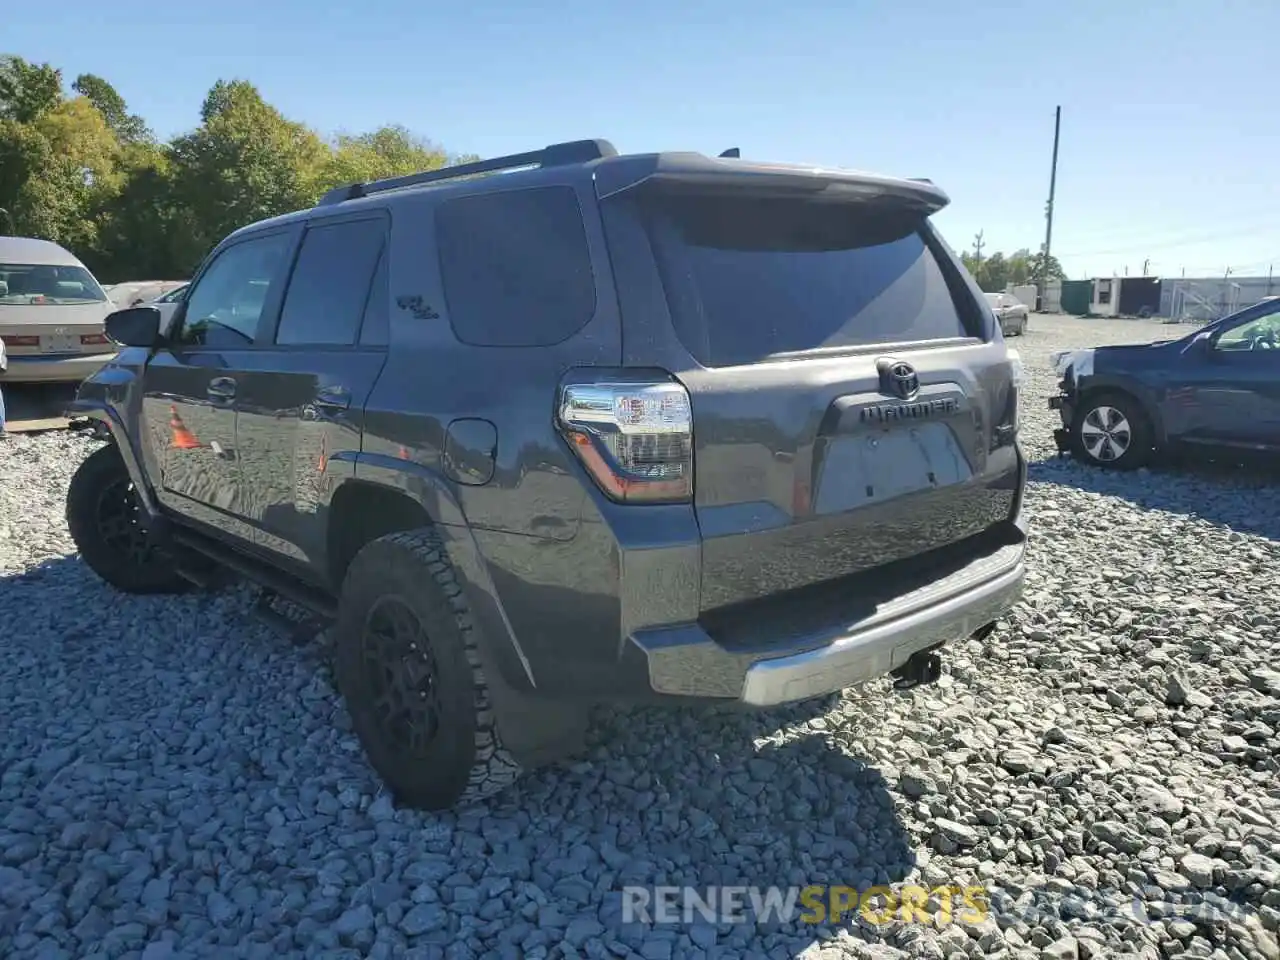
[0,263,107,305]
[983,293,1001,305]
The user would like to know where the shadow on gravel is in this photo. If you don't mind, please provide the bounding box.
[1028,453,1280,541]
[570,698,919,946]
[3,557,917,956]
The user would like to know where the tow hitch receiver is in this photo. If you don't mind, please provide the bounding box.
[891,649,943,690]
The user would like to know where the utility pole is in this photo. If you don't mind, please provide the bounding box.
[1039,105,1062,311]
[1142,258,1150,276]
[973,230,985,269]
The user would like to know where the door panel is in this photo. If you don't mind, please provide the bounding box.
[234,351,386,573]
[139,229,296,538]
[1173,311,1280,448]
[232,214,390,580]
[142,351,247,535]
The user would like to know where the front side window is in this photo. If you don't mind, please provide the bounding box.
[177,234,291,348]
[0,263,107,305]
[1216,308,1280,352]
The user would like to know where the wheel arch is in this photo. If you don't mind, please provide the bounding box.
[1076,376,1167,446]
[65,397,163,521]
[330,456,537,694]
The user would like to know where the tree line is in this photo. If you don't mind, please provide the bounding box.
[0,54,470,283]
[2,52,1070,291]
[959,238,1066,293]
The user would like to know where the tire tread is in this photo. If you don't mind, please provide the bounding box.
[338,528,523,808]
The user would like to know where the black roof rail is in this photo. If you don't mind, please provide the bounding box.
[317,138,619,206]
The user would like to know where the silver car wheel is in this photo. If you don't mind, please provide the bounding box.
[1080,405,1132,462]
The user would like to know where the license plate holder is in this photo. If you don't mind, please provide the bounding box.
[42,334,77,353]
[813,423,970,514]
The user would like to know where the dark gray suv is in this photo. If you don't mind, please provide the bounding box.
[66,139,1028,809]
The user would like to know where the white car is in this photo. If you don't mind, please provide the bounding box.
[984,291,1029,337]
[106,280,188,310]
[148,282,189,335]
[0,237,119,383]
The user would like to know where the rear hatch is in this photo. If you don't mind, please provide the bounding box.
[600,164,1020,614]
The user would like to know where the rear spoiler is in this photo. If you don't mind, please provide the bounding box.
[595,152,949,216]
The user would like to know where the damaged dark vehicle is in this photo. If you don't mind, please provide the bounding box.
[1050,296,1280,469]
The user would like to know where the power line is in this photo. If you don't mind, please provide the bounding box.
[1058,223,1280,259]
[1053,212,1280,247]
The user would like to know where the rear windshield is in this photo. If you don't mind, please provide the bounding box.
[642,192,975,367]
[0,263,106,305]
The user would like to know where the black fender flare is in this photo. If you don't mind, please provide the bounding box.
[65,396,165,523]
[346,453,538,693]
[346,454,586,766]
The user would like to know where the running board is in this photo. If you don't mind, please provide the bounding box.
[169,527,338,620]
[252,590,329,646]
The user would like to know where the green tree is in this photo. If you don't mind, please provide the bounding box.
[89,144,189,279]
[963,243,1066,290]
[72,73,150,143]
[0,55,61,123]
[0,59,463,282]
[318,124,449,193]
[166,79,328,267]
[1005,248,1033,286]
[0,96,121,249]
[1027,251,1066,282]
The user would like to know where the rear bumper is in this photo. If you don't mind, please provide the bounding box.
[627,536,1026,706]
[0,352,117,383]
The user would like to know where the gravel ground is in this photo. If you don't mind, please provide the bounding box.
[1,313,1278,960]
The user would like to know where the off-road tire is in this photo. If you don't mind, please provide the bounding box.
[66,444,189,594]
[334,528,523,810]
[1070,391,1154,470]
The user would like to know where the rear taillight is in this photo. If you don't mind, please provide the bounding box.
[80,333,110,346]
[1007,348,1023,434]
[557,381,694,503]
[2,335,40,347]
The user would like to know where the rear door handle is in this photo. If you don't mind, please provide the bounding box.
[207,377,236,401]
[315,386,351,411]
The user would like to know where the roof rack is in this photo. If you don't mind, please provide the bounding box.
[317,138,619,206]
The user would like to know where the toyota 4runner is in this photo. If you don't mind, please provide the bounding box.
[66,139,1028,810]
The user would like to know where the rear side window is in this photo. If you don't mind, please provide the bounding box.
[436,186,596,347]
[276,218,385,346]
[643,193,974,367]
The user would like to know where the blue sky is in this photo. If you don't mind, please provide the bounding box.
[9,0,1280,280]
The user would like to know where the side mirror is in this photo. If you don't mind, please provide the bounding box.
[104,306,163,348]
[1189,330,1216,357]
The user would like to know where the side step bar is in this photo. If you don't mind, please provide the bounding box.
[170,527,338,621]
